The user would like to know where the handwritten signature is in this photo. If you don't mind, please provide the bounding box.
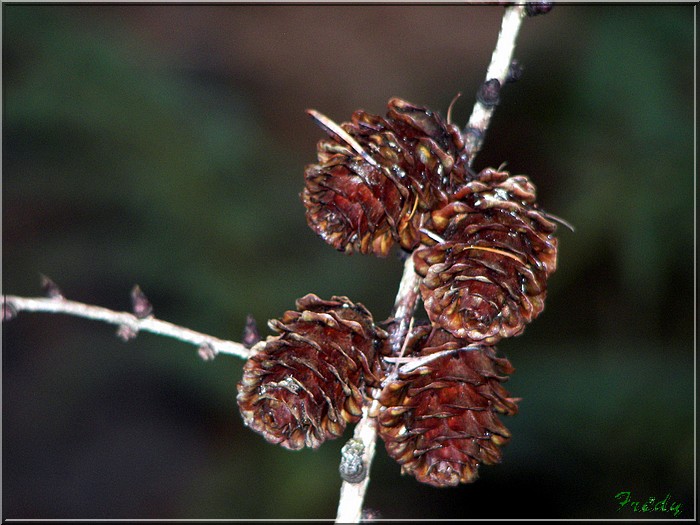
[615,491,682,517]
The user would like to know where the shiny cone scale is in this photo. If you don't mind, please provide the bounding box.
[414,167,558,344]
[377,327,518,487]
[302,98,470,256]
[237,294,386,450]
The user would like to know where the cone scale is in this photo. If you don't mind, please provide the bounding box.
[237,96,560,488]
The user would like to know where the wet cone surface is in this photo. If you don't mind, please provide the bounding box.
[237,294,386,450]
[414,167,558,343]
[377,326,518,487]
[303,98,470,256]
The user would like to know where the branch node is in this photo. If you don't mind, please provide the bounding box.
[360,508,381,522]
[116,323,139,342]
[506,59,524,84]
[525,2,554,17]
[198,342,218,361]
[40,274,65,300]
[2,299,18,321]
[476,78,502,107]
[242,314,261,348]
[463,126,484,156]
[339,438,367,484]
[131,285,153,319]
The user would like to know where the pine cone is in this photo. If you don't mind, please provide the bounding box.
[302,98,469,256]
[237,294,386,450]
[414,167,558,343]
[377,326,518,487]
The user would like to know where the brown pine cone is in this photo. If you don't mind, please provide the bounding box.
[377,326,518,487]
[413,167,558,344]
[302,98,470,256]
[236,294,386,450]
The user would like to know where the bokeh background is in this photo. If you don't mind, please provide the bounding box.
[2,4,694,520]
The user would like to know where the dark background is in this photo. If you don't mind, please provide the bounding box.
[2,4,694,520]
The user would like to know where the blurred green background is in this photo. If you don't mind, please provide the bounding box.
[2,4,694,520]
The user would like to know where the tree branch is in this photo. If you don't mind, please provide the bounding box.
[2,293,250,360]
[335,255,421,523]
[4,5,533,521]
[464,3,526,165]
[334,4,529,522]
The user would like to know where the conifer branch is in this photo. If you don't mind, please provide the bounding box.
[2,292,250,360]
[464,3,527,165]
[335,5,531,520]
[3,3,545,521]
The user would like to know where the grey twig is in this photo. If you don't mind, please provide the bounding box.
[335,255,421,524]
[464,4,527,165]
[334,4,530,522]
[2,293,250,360]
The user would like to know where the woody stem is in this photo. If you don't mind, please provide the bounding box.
[1,294,250,359]
[334,4,528,522]
[464,3,526,165]
[335,254,420,523]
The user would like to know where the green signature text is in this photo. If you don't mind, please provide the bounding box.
[615,491,682,517]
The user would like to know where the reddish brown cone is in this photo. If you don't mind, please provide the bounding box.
[377,326,518,487]
[414,167,558,344]
[302,98,470,256]
[237,294,386,450]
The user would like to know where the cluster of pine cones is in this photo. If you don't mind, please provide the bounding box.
[237,98,558,488]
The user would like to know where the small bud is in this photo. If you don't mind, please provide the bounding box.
[116,323,138,342]
[525,2,553,17]
[242,314,260,348]
[506,59,524,84]
[339,438,366,483]
[198,342,217,361]
[476,78,501,107]
[40,274,64,299]
[462,126,484,156]
[130,285,153,319]
[361,508,381,522]
[2,300,18,321]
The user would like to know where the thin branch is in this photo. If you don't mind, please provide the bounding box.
[334,4,530,522]
[335,255,421,524]
[2,294,250,360]
[335,398,381,523]
[4,5,533,522]
[464,4,527,165]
